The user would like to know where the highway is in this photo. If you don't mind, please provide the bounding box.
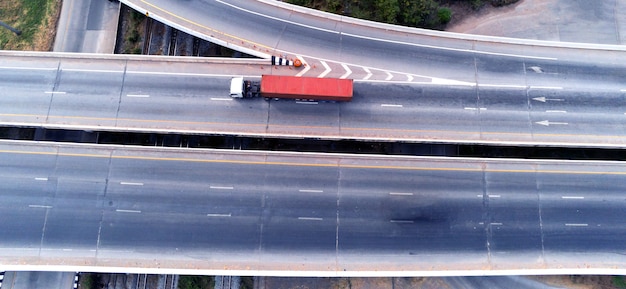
[121,0,626,84]
[0,53,626,148]
[0,140,625,275]
[1,52,626,147]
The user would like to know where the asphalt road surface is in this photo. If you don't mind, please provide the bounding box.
[1,53,625,148]
[0,140,624,273]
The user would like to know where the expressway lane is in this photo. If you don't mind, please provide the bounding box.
[0,140,625,275]
[1,55,625,147]
[122,0,626,85]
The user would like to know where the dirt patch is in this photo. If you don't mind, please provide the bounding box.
[530,275,624,289]
[0,0,62,50]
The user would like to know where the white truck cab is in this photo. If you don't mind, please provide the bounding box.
[229,77,244,98]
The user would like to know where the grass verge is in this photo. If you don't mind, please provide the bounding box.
[0,0,61,50]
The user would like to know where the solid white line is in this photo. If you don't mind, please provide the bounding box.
[340,63,352,79]
[530,86,563,90]
[210,97,233,101]
[116,209,141,213]
[340,32,558,61]
[385,71,393,81]
[29,205,52,209]
[318,61,331,78]
[34,177,48,181]
[296,101,318,105]
[390,220,414,224]
[127,94,150,98]
[362,67,372,80]
[0,66,56,71]
[44,91,66,94]
[389,192,413,196]
[488,195,501,198]
[565,223,588,227]
[299,189,323,193]
[479,84,526,89]
[381,104,403,108]
[546,110,567,113]
[210,186,233,190]
[561,196,585,199]
[63,69,122,73]
[298,217,323,221]
[207,213,232,217]
[120,182,143,186]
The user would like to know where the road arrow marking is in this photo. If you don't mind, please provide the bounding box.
[318,61,331,78]
[295,55,310,77]
[340,63,352,79]
[532,97,564,102]
[385,71,393,81]
[363,67,372,80]
[535,120,568,126]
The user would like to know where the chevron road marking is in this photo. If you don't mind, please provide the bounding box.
[340,63,352,79]
[362,67,372,80]
[318,61,331,78]
[385,71,393,81]
[295,55,310,77]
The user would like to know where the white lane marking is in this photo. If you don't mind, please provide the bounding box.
[620,89,626,92]
[530,86,563,90]
[210,97,233,101]
[381,104,403,108]
[362,67,372,80]
[340,63,352,79]
[546,110,567,113]
[464,107,476,110]
[488,195,501,198]
[295,55,310,77]
[318,61,331,78]
[477,195,483,198]
[565,223,588,227]
[407,74,414,82]
[63,69,122,73]
[296,101,319,105]
[298,217,323,221]
[44,91,66,94]
[127,94,150,98]
[0,66,56,71]
[116,209,141,213]
[490,222,503,226]
[29,205,52,209]
[210,186,234,190]
[120,182,143,186]
[562,196,585,199]
[389,192,413,196]
[34,177,48,181]
[207,213,232,217]
[385,71,393,81]
[299,189,324,193]
[532,97,564,102]
[480,84,526,89]
[535,120,568,126]
[216,0,556,61]
[340,32,557,61]
[390,220,414,224]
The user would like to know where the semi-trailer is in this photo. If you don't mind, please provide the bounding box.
[230,75,353,102]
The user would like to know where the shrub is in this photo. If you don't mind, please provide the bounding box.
[490,0,520,7]
[437,7,452,24]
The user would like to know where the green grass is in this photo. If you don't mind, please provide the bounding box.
[0,0,61,50]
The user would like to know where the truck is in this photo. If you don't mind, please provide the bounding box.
[230,75,353,102]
